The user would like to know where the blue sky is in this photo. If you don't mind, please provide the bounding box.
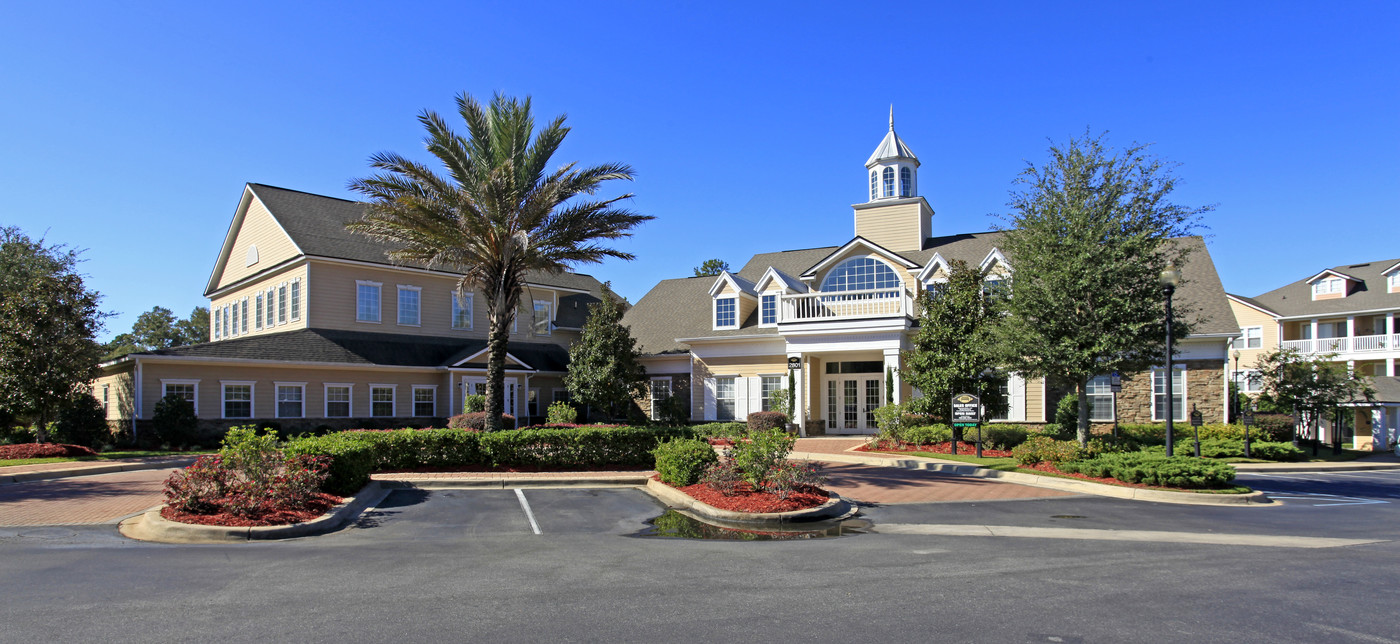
[2,1,1396,341]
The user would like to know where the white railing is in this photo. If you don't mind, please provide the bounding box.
[1281,334,1399,354]
[780,288,913,323]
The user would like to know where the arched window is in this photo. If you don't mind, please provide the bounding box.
[882,167,894,197]
[900,167,912,197]
[821,257,901,293]
[870,170,877,201]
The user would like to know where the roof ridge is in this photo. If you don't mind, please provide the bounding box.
[248,183,362,205]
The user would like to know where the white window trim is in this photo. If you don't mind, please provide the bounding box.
[1312,277,1344,297]
[222,305,230,338]
[713,296,738,330]
[369,383,396,417]
[758,373,784,412]
[277,282,288,325]
[1150,366,1187,423]
[1237,326,1263,350]
[160,379,200,416]
[255,293,264,330]
[266,288,276,327]
[324,383,354,419]
[649,376,673,421]
[357,280,383,324]
[412,384,437,417]
[213,307,221,340]
[532,299,552,337]
[290,277,302,322]
[758,293,779,327]
[714,375,738,421]
[220,380,256,420]
[274,381,307,419]
[552,388,570,404]
[1085,375,1114,422]
[451,292,473,330]
[397,284,422,327]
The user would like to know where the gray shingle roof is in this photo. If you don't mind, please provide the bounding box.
[621,277,778,355]
[136,328,569,370]
[245,184,606,293]
[1369,376,1400,404]
[1250,257,1400,318]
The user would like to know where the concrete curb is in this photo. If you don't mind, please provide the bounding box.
[791,450,1273,507]
[0,458,197,485]
[1232,461,1400,473]
[644,478,856,524]
[379,475,653,489]
[118,483,392,544]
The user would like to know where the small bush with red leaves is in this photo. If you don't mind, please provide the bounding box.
[163,453,331,518]
[0,443,99,460]
[448,412,516,430]
[746,411,789,433]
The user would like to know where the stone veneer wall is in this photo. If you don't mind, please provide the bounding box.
[1042,360,1226,426]
[634,373,692,422]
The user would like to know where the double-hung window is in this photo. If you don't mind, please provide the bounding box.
[760,375,782,412]
[1152,367,1186,422]
[1236,326,1262,349]
[163,381,198,416]
[240,298,249,334]
[255,293,264,329]
[398,286,421,326]
[650,378,672,421]
[231,301,240,336]
[760,294,777,325]
[222,382,253,419]
[222,305,230,338]
[325,385,352,418]
[413,386,435,417]
[277,285,288,324]
[213,307,221,339]
[452,292,472,330]
[266,289,276,325]
[533,300,551,336]
[715,377,736,421]
[1234,370,1263,394]
[276,383,305,419]
[371,385,394,417]
[357,281,381,323]
[1313,277,1344,297]
[290,279,301,320]
[1086,375,1115,422]
[714,297,736,328]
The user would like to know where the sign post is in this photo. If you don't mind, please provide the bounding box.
[1189,404,1204,458]
[952,393,980,457]
[1241,406,1255,459]
[1109,371,1122,440]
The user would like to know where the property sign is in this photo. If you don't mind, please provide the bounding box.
[787,357,801,370]
[1190,409,1204,427]
[951,393,980,427]
[1109,371,1122,393]
[1241,410,1255,427]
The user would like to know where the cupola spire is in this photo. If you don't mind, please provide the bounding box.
[865,107,919,201]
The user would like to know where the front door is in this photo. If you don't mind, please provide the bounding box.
[463,376,518,425]
[824,376,882,434]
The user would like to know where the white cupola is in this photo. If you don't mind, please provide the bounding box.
[864,105,919,202]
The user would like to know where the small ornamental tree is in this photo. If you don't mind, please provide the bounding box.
[900,259,1006,423]
[565,293,648,420]
[1254,348,1375,442]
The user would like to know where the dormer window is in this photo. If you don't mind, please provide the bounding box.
[869,171,877,201]
[982,278,1009,299]
[715,297,737,328]
[882,167,894,198]
[1389,273,1400,290]
[900,167,911,197]
[1312,277,1344,297]
[760,294,777,325]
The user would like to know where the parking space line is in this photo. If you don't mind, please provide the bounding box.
[514,489,542,535]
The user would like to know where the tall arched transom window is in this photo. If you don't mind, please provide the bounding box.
[821,257,901,293]
[900,167,912,197]
[869,170,877,201]
[882,167,894,197]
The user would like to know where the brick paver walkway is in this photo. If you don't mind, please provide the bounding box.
[817,461,1074,504]
[794,437,869,455]
[0,468,175,526]
[0,456,193,478]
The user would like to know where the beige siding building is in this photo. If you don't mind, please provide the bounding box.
[98,184,609,438]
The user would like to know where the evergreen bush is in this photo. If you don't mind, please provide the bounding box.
[652,438,718,486]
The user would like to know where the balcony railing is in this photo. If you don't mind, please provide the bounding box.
[1280,334,1400,354]
[780,288,914,323]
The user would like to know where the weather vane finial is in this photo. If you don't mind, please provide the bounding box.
[889,104,894,131]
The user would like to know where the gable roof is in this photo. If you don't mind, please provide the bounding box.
[621,277,777,355]
[1226,293,1280,317]
[1250,257,1400,318]
[207,183,606,296]
[708,271,757,298]
[1304,268,1360,284]
[798,236,921,278]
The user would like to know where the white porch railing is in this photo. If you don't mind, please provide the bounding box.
[1281,334,1400,354]
[780,288,913,323]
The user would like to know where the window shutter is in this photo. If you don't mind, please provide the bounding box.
[703,378,717,421]
[748,376,763,415]
[735,377,749,420]
[1008,373,1026,422]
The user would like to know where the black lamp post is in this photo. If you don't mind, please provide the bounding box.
[1161,263,1182,457]
[1232,350,1240,425]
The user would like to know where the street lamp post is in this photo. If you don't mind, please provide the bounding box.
[1232,350,1240,425]
[1161,263,1182,457]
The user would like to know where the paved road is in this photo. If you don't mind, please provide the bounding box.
[4,483,1400,643]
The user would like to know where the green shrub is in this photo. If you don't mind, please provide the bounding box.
[747,411,789,433]
[767,389,791,420]
[655,395,690,425]
[693,422,747,441]
[1011,435,1088,465]
[463,394,486,413]
[1252,414,1296,442]
[52,394,110,448]
[899,424,953,446]
[547,401,578,425]
[873,402,918,436]
[1057,452,1236,489]
[1055,394,1079,429]
[151,393,199,448]
[480,426,697,469]
[284,432,388,495]
[979,424,1029,450]
[1033,423,1076,441]
[1250,441,1305,462]
[652,439,718,486]
[725,427,796,492]
[448,412,515,430]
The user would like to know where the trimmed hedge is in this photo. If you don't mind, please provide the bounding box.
[746,411,789,433]
[1011,435,1089,465]
[652,438,718,486]
[1056,452,1236,489]
[448,413,516,430]
[286,426,701,495]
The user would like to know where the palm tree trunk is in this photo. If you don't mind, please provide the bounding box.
[485,311,510,432]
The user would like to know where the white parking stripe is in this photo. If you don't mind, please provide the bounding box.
[515,489,542,535]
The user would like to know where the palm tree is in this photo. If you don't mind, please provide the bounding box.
[348,93,651,431]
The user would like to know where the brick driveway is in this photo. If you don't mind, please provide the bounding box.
[818,461,1075,504]
[0,468,176,526]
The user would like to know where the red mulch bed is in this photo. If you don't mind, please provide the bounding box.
[0,443,99,459]
[661,476,829,513]
[858,441,1014,458]
[161,493,344,527]
[705,438,734,447]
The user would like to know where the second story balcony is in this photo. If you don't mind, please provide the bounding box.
[1282,333,1400,355]
[780,288,915,324]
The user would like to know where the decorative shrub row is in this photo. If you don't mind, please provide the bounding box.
[1055,452,1237,489]
[447,413,517,430]
[1141,439,1305,462]
[286,426,700,495]
[1116,421,1292,444]
[882,424,1030,451]
[1011,435,1092,465]
[652,439,718,486]
[746,411,789,433]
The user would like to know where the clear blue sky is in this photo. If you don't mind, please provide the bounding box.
[2,1,1396,341]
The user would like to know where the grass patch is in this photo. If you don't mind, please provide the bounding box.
[0,450,211,468]
[878,449,1253,494]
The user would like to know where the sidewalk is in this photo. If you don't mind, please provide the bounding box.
[0,455,197,484]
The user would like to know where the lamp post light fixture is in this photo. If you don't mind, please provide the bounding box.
[1160,263,1182,457]
[1232,349,1240,425]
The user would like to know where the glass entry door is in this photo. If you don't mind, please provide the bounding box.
[825,376,882,433]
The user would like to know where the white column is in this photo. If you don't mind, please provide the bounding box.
[883,348,901,405]
[1387,357,1396,378]
[1310,318,1319,346]
[1347,315,1356,337]
[1372,409,1388,453]
[788,352,804,436]
[1387,312,1396,335]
